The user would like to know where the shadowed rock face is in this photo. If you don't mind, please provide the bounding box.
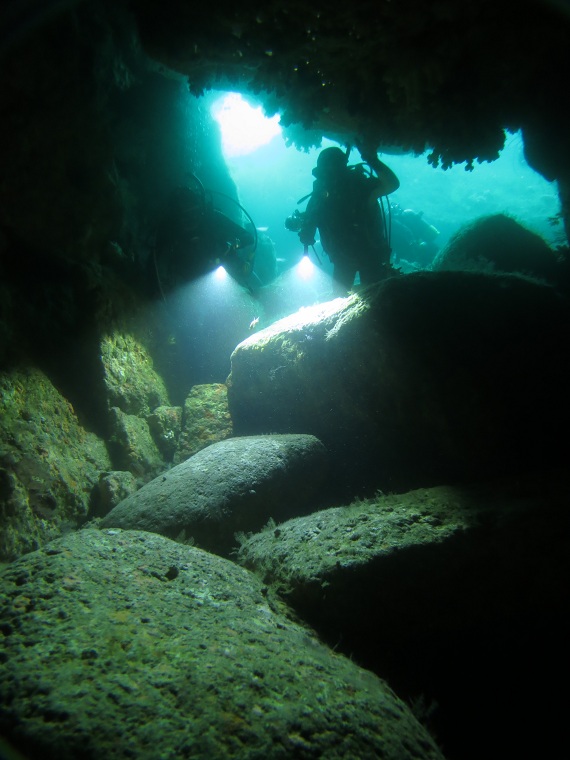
[101,434,329,555]
[0,367,111,562]
[0,529,445,760]
[128,1,570,177]
[228,271,570,494]
[236,468,570,760]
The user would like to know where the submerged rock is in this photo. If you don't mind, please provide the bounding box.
[237,468,569,759]
[228,271,570,494]
[0,529,444,760]
[147,404,183,461]
[93,470,138,516]
[100,331,170,416]
[107,406,165,480]
[431,213,563,283]
[101,434,329,556]
[0,367,111,561]
[174,383,232,464]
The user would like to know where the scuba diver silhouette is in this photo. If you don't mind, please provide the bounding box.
[390,203,440,268]
[291,146,400,294]
[153,175,258,296]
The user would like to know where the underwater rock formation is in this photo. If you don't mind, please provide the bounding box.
[174,383,232,463]
[100,332,170,417]
[431,213,565,284]
[107,406,165,479]
[129,1,570,176]
[0,368,111,562]
[228,271,570,494]
[101,434,329,556]
[1,4,568,758]
[0,528,445,760]
[92,470,138,516]
[237,468,569,759]
[146,404,183,460]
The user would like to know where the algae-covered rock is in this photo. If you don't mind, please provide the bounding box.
[107,406,165,480]
[228,271,570,493]
[101,434,329,556]
[147,405,183,461]
[100,332,170,416]
[0,529,445,760]
[93,470,138,516]
[431,213,562,283]
[237,471,569,635]
[237,469,569,760]
[174,383,232,464]
[0,367,111,561]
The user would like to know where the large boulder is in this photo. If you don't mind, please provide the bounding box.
[236,468,569,759]
[227,271,570,494]
[0,529,444,760]
[431,213,564,284]
[101,434,329,556]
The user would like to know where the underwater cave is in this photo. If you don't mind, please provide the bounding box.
[1,2,569,759]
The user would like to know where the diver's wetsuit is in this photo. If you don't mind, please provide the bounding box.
[300,157,399,294]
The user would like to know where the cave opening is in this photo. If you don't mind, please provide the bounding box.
[203,89,563,286]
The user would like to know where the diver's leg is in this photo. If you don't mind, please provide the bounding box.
[359,259,384,285]
[332,259,356,295]
[359,244,393,284]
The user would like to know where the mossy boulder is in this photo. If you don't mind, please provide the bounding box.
[0,528,444,760]
[0,367,111,561]
[228,271,570,494]
[431,213,563,283]
[100,332,170,416]
[92,470,138,517]
[107,406,165,480]
[237,468,569,760]
[147,405,183,461]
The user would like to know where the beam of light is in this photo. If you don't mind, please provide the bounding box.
[158,268,260,383]
[210,92,282,157]
[273,257,337,316]
[214,264,228,281]
[297,254,315,280]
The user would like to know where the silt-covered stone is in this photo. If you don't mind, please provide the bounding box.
[0,529,445,760]
[228,271,570,493]
[101,434,329,556]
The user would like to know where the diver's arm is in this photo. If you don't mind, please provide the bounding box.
[299,220,317,247]
[298,189,319,246]
[359,148,400,195]
[369,156,400,195]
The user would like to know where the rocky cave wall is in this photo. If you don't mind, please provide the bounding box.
[0,1,240,388]
[129,0,570,176]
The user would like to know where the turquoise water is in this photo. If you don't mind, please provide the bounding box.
[221,128,562,274]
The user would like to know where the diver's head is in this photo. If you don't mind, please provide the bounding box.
[312,147,348,179]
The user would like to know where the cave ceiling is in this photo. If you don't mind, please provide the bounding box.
[127,0,570,175]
